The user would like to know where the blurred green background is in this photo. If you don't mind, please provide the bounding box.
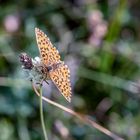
[0,0,140,139]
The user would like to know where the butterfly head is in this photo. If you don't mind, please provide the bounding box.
[47,66,53,72]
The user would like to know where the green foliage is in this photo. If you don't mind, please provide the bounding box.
[0,0,140,139]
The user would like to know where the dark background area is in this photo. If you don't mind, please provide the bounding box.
[0,0,140,139]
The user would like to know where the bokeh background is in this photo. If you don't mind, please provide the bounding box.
[0,0,140,139]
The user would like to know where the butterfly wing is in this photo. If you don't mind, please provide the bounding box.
[35,27,72,102]
[49,62,72,102]
[35,28,61,66]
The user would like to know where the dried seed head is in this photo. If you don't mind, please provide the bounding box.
[19,53,33,70]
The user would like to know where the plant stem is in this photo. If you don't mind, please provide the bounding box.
[33,83,124,140]
[39,86,48,140]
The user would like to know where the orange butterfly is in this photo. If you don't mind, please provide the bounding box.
[35,28,72,102]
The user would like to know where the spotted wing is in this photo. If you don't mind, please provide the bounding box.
[35,28,61,66]
[49,62,72,102]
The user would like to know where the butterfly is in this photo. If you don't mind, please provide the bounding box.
[35,28,72,102]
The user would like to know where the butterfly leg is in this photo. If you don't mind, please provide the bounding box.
[37,76,48,86]
[42,73,49,85]
[45,80,49,85]
[36,82,42,86]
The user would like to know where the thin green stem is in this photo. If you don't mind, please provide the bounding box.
[39,86,48,140]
